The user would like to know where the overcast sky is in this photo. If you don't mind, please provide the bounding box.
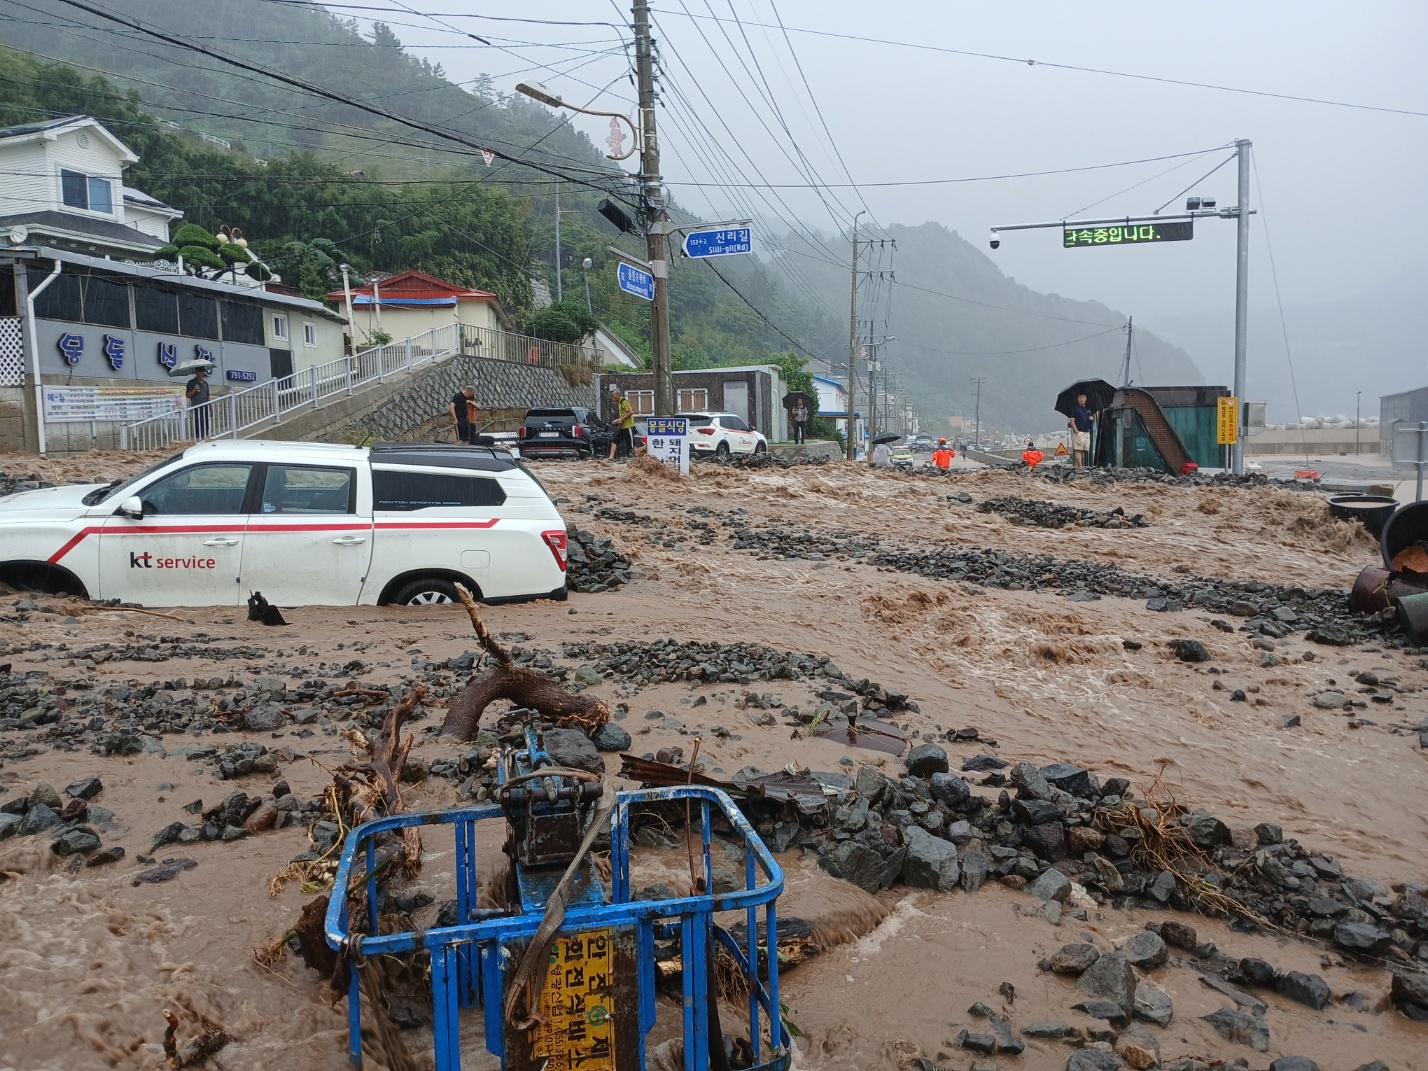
[340,0,1426,398]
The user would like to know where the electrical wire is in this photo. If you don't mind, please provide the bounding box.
[1250,151,1309,461]
[1151,153,1237,215]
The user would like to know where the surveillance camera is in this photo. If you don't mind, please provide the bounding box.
[988,231,1000,250]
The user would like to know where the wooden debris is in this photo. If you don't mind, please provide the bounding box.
[162,1009,232,1069]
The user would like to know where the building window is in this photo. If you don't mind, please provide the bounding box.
[178,292,219,340]
[271,313,288,341]
[302,321,316,347]
[627,389,654,415]
[79,275,131,328]
[372,470,507,510]
[134,284,179,334]
[220,300,264,345]
[677,389,708,412]
[28,265,80,321]
[59,169,113,214]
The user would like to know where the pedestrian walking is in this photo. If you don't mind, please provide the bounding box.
[791,398,808,444]
[871,440,893,468]
[1068,392,1095,469]
[932,438,955,469]
[185,365,211,440]
[608,384,636,460]
[450,385,478,444]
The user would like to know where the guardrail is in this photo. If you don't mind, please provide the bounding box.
[117,321,599,452]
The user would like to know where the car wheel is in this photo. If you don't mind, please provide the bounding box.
[393,577,460,605]
[753,441,767,455]
[715,441,730,459]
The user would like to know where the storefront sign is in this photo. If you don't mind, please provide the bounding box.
[157,341,177,369]
[43,384,185,423]
[646,416,689,475]
[103,334,125,370]
[226,369,257,382]
[57,333,84,365]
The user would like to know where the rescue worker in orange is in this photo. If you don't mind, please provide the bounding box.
[932,438,956,470]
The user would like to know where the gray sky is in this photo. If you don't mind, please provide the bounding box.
[341,0,1427,405]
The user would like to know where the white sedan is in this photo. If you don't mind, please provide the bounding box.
[682,411,768,459]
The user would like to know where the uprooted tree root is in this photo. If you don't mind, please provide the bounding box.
[440,584,609,740]
[162,1007,232,1069]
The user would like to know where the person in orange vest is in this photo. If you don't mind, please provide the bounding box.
[932,438,955,470]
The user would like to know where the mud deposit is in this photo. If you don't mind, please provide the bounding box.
[1,457,1425,1070]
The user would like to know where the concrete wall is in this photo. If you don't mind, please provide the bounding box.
[1246,427,1379,457]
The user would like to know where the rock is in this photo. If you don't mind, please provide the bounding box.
[1314,690,1349,710]
[818,841,903,893]
[1009,761,1051,800]
[1168,639,1211,662]
[1307,625,1351,646]
[1066,1050,1120,1071]
[1024,821,1068,861]
[1278,714,1301,728]
[1334,920,1391,954]
[958,1033,998,1056]
[52,827,101,855]
[29,783,62,810]
[0,813,19,839]
[243,703,286,731]
[590,723,632,752]
[542,728,605,775]
[87,845,125,866]
[1146,870,1177,903]
[1159,921,1197,951]
[19,803,61,836]
[962,754,1007,772]
[1275,971,1330,1010]
[1254,822,1283,845]
[1268,1059,1320,1071]
[1021,1020,1071,1038]
[244,799,278,835]
[1352,1063,1389,1071]
[1076,952,1137,1019]
[1389,968,1428,1013]
[64,777,103,800]
[1027,867,1071,903]
[1184,810,1231,848]
[1200,1008,1269,1051]
[1134,982,1174,1027]
[929,771,972,808]
[1041,762,1094,798]
[1013,799,1062,825]
[900,826,960,892]
[1068,826,1105,853]
[960,850,989,894]
[1238,958,1277,987]
[1072,1000,1128,1024]
[1050,943,1100,974]
[1120,931,1168,968]
[905,742,949,777]
[1121,1043,1158,1071]
[132,857,197,885]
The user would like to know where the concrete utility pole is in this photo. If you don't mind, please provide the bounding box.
[1231,138,1252,475]
[846,211,864,460]
[1120,317,1133,387]
[553,178,563,303]
[971,375,986,448]
[633,0,673,416]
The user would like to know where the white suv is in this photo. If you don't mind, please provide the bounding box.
[0,440,570,607]
[683,411,768,459]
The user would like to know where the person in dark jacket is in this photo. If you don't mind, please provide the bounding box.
[186,366,210,440]
[450,385,478,444]
[1068,392,1095,468]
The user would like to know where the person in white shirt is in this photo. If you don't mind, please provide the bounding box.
[872,441,893,468]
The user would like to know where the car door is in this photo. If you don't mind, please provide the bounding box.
[98,461,255,606]
[241,462,372,606]
[724,415,756,453]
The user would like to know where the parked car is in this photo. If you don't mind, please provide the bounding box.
[890,445,915,470]
[0,439,569,607]
[516,406,603,460]
[682,412,768,459]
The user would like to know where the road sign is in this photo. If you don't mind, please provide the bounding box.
[682,226,752,259]
[1217,396,1239,445]
[1064,221,1192,248]
[646,417,689,475]
[1054,441,1068,456]
[616,261,655,301]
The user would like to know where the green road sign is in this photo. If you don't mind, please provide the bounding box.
[1063,220,1193,248]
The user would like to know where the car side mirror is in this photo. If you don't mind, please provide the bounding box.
[119,495,144,519]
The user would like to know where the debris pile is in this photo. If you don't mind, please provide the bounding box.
[719,452,831,469]
[975,495,1148,529]
[565,526,632,593]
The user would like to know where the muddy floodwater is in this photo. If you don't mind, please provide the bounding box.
[1,453,1425,1070]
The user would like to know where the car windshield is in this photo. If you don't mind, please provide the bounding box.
[81,451,186,505]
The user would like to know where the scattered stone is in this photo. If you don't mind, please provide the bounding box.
[1168,639,1211,663]
[818,841,903,894]
[905,742,949,777]
[960,850,989,894]
[1334,920,1392,954]
[18,803,61,836]
[900,826,960,892]
[132,857,198,885]
[244,799,278,835]
[1066,1050,1121,1071]
[51,827,101,855]
[958,1033,998,1056]
[1307,625,1351,646]
[590,723,632,752]
[29,783,62,810]
[0,813,20,840]
[1009,761,1051,800]
[87,845,125,866]
[1068,826,1105,853]
[1200,1007,1269,1051]
[1050,943,1101,975]
[1159,921,1197,951]
[64,777,103,800]
[1389,968,1428,1017]
[1133,982,1174,1027]
[1314,690,1349,710]
[1041,762,1094,798]
[1121,1043,1158,1071]
[541,727,605,775]
[1020,1021,1071,1039]
[1119,931,1168,969]
[1072,1000,1128,1025]
[1027,868,1071,903]
[1276,971,1331,1010]
[962,754,1007,772]
[1076,952,1137,1020]
[1238,958,1277,987]
[243,704,285,732]
[1267,1059,1320,1071]
[929,772,971,808]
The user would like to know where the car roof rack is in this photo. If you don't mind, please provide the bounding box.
[368,441,518,472]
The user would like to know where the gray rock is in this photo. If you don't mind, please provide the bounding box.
[1168,638,1211,662]
[818,841,903,894]
[1120,930,1168,968]
[1024,821,1068,861]
[64,777,103,800]
[242,703,285,732]
[1268,1059,1320,1071]
[905,742,949,777]
[1254,822,1283,844]
[1201,1007,1269,1051]
[52,827,101,855]
[1041,762,1094,798]
[1276,971,1331,1010]
[1390,968,1428,1011]
[131,858,197,886]
[1352,1063,1389,1071]
[542,728,605,775]
[19,803,61,836]
[945,819,975,843]
[1020,1020,1071,1038]
[1027,867,1071,903]
[1238,958,1277,987]
[1066,1050,1120,1071]
[960,850,989,894]
[1050,943,1100,974]
[1184,810,1231,848]
[1013,798,1062,824]
[1134,982,1174,1027]
[86,845,125,866]
[0,813,20,839]
[1146,870,1177,903]
[929,771,971,808]
[899,826,959,892]
[958,1032,997,1056]
[1076,951,1137,1019]
[1314,690,1349,710]
[590,723,632,752]
[854,765,896,800]
[574,665,603,686]
[1071,1000,1127,1024]
[1160,921,1197,950]
[962,754,1007,772]
[1333,920,1391,954]
[1009,760,1051,800]
[29,783,62,810]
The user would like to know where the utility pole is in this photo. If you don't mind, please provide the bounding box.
[633,0,673,415]
[553,178,563,303]
[1120,317,1133,387]
[1231,138,1251,475]
[846,211,864,460]
[971,376,986,448]
[1356,391,1362,456]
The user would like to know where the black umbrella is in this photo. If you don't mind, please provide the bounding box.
[871,432,901,446]
[1055,378,1116,417]
[782,390,815,412]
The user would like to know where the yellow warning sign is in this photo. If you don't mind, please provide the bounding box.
[531,929,616,1071]
[1217,396,1239,445]
[1054,442,1069,456]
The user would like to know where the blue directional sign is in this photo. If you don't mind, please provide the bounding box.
[616,261,655,301]
[682,226,752,258]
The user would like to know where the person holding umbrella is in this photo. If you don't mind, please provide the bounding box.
[185,365,211,440]
[1068,393,1095,469]
[1054,379,1115,470]
[791,397,808,443]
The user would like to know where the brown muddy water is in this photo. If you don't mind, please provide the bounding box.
[1,457,1426,1069]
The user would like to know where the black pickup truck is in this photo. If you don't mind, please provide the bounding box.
[516,407,606,460]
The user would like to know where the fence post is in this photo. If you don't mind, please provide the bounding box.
[406,337,414,374]
[228,392,238,438]
[346,354,355,396]
[311,366,320,409]
[378,344,387,384]
[272,380,282,425]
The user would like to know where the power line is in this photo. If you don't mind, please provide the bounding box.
[901,324,1125,356]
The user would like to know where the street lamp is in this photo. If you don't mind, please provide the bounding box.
[581,257,593,314]
[514,82,639,161]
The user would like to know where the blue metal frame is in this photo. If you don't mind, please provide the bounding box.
[324,786,791,1071]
